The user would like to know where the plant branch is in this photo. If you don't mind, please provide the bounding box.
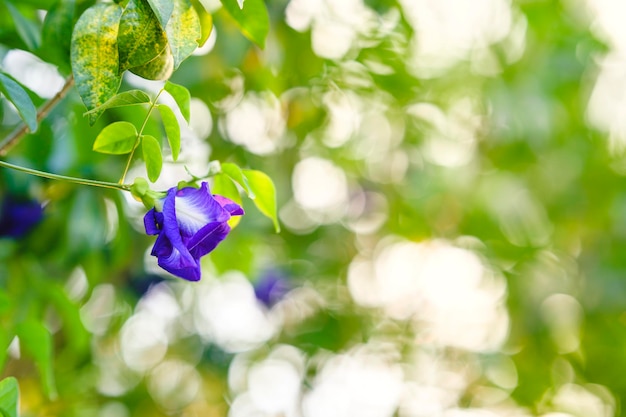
[0,75,75,156]
[0,159,131,191]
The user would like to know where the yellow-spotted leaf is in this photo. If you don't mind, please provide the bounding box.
[0,72,37,132]
[141,134,163,182]
[164,80,190,123]
[242,169,279,232]
[93,121,138,154]
[129,45,174,80]
[165,0,201,69]
[157,104,180,161]
[118,0,169,72]
[71,3,123,125]
[220,0,269,48]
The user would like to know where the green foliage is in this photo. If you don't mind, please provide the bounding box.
[71,0,203,121]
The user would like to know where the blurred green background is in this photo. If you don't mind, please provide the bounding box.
[2,0,626,416]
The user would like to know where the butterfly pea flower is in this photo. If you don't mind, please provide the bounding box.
[0,195,44,238]
[254,269,291,307]
[143,182,243,281]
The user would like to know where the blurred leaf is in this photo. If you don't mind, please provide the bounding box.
[219,0,269,48]
[0,377,18,417]
[165,0,201,69]
[146,0,173,28]
[128,46,174,80]
[0,335,10,382]
[93,121,138,154]
[164,80,190,122]
[212,172,242,228]
[70,3,123,125]
[85,90,151,115]
[142,134,162,182]
[5,1,41,51]
[0,72,37,133]
[242,169,279,232]
[16,320,56,399]
[221,162,255,198]
[46,285,89,354]
[16,0,55,8]
[40,0,75,73]
[118,0,168,72]
[157,104,180,161]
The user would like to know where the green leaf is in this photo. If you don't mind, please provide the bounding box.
[0,72,37,133]
[71,3,123,125]
[165,0,201,69]
[118,0,169,72]
[164,81,190,123]
[40,0,75,73]
[93,121,138,154]
[5,1,41,51]
[219,0,269,48]
[142,135,163,182]
[17,320,56,399]
[243,169,279,232]
[0,377,18,417]
[146,0,173,28]
[84,90,151,115]
[222,162,255,198]
[157,104,180,161]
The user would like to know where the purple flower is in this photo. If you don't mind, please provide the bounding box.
[143,182,243,281]
[254,269,291,307]
[0,196,44,238]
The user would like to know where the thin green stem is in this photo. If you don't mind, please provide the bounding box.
[119,89,164,184]
[0,159,131,191]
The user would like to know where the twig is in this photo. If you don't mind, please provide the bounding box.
[0,75,75,156]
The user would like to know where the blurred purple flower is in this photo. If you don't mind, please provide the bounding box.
[144,182,244,281]
[254,269,291,307]
[0,196,44,238]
